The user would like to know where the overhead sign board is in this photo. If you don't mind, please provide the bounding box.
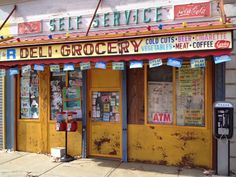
[0,31,232,62]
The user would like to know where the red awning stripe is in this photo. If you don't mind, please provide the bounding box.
[0,49,231,68]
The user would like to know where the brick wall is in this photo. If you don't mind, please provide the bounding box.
[224,0,236,172]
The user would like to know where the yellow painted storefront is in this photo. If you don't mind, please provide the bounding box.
[0,27,233,169]
[15,61,213,168]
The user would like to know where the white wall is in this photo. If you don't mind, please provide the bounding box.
[0,0,220,37]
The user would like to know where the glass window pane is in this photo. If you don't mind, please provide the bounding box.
[20,71,39,119]
[50,71,66,120]
[147,66,173,124]
[176,64,205,127]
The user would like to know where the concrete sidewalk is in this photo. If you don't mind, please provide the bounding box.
[0,151,233,177]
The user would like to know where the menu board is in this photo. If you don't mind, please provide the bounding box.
[176,65,205,126]
[50,72,66,119]
[20,71,39,119]
[92,92,120,122]
[148,82,173,124]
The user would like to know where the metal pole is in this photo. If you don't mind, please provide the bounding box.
[86,0,102,36]
[0,5,17,31]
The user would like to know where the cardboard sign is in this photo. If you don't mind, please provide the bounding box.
[80,62,91,70]
[152,113,172,124]
[9,68,19,75]
[63,64,75,71]
[112,62,125,70]
[167,58,183,68]
[0,69,6,77]
[22,65,31,73]
[149,59,163,68]
[214,55,232,64]
[190,58,206,68]
[50,65,60,72]
[95,62,106,69]
[130,61,143,69]
[34,64,44,71]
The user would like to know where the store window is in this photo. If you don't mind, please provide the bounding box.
[176,65,205,126]
[50,71,66,120]
[50,69,83,120]
[146,63,205,127]
[20,70,39,119]
[147,66,173,124]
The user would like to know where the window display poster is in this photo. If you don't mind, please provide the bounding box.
[176,65,205,126]
[68,69,83,88]
[63,87,81,100]
[20,71,39,119]
[63,100,81,110]
[92,91,119,122]
[51,92,63,119]
[50,73,66,119]
[148,82,173,124]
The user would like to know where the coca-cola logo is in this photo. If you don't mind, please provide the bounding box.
[215,40,231,49]
[178,6,207,17]
[174,2,210,19]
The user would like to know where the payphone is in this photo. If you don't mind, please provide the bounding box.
[214,101,234,176]
[214,101,234,139]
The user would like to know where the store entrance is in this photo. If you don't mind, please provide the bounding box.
[88,67,122,159]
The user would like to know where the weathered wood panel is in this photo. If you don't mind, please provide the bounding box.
[127,68,144,124]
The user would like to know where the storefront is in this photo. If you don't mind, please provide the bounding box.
[0,0,235,169]
[0,27,234,168]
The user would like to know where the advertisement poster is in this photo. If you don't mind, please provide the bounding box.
[63,87,82,119]
[148,82,173,124]
[176,65,205,126]
[92,91,119,122]
[63,87,81,100]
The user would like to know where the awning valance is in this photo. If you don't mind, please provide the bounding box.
[0,49,231,68]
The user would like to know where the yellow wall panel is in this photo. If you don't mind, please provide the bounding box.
[17,121,42,153]
[90,68,121,88]
[90,123,121,158]
[128,125,212,168]
[47,122,82,156]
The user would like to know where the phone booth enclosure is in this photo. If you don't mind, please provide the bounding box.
[214,102,234,139]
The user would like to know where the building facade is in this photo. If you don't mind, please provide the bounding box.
[0,0,235,171]
[224,0,236,172]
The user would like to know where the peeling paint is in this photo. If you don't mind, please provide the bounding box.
[154,132,163,140]
[94,137,111,152]
[134,142,142,150]
[177,153,195,167]
[109,149,117,155]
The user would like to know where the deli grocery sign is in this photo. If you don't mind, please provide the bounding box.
[174,2,211,19]
[0,31,232,61]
